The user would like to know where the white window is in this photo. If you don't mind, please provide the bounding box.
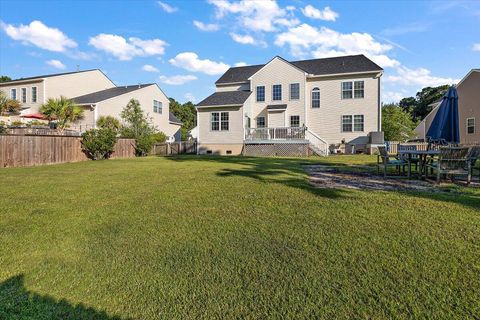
[290,115,300,127]
[21,88,27,103]
[211,112,229,131]
[342,81,364,99]
[342,115,364,132]
[467,117,475,134]
[31,87,37,103]
[342,115,353,132]
[290,83,299,100]
[311,87,320,108]
[153,100,162,114]
[272,84,282,101]
[354,115,364,132]
[256,86,265,102]
[256,116,265,128]
[11,88,17,100]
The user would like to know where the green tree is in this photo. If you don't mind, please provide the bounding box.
[40,96,84,132]
[96,115,121,132]
[120,99,163,156]
[0,76,12,83]
[382,103,418,141]
[399,85,450,121]
[169,98,196,140]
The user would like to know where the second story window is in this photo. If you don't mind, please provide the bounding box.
[211,112,229,131]
[311,87,320,108]
[290,115,300,127]
[342,81,364,99]
[467,118,475,134]
[21,88,27,103]
[153,100,162,114]
[256,86,265,102]
[290,83,299,100]
[272,84,282,101]
[11,88,17,100]
[256,116,265,128]
[31,87,37,103]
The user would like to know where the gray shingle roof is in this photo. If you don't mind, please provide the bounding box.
[196,91,252,107]
[73,84,154,104]
[267,104,287,110]
[169,112,182,124]
[0,69,101,84]
[215,55,383,84]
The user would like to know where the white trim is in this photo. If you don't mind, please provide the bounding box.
[196,103,243,109]
[307,70,383,79]
[456,69,479,87]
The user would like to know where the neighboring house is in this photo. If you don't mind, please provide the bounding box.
[414,69,480,144]
[196,55,383,156]
[0,69,181,141]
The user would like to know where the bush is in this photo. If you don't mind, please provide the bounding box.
[152,132,167,143]
[97,116,121,132]
[81,128,117,160]
[11,120,23,126]
[0,125,5,135]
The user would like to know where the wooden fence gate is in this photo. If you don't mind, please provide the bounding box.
[151,141,197,156]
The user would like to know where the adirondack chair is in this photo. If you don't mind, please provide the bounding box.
[426,147,472,185]
[467,146,480,181]
[377,146,407,178]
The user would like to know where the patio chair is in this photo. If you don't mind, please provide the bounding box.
[467,146,480,181]
[425,147,472,185]
[397,144,419,172]
[377,146,408,178]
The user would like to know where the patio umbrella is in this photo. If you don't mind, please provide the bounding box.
[426,86,460,143]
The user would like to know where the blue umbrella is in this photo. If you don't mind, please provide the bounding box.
[426,86,460,143]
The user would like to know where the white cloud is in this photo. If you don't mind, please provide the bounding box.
[230,33,267,47]
[382,91,404,103]
[46,59,66,70]
[274,23,399,69]
[157,1,178,13]
[89,34,167,60]
[207,0,299,32]
[142,64,159,72]
[169,52,230,75]
[234,61,248,67]
[473,43,480,52]
[301,5,339,21]
[159,75,197,85]
[1,20,77,52]
[184,92,196,102]
[384,66,459,88]
[193,20,220,32]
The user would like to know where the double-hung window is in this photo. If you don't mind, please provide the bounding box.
[21,88,27,103]
[211,112,229,131]
[342,81,364,99]
[11,88,17,100]
[290,115,300,127]
[290,83,299,100]
[31,87,37,103]
[256,86,265,102]
[153,100,162,114]
[342,115,364,132]
[467,118,475,134]
[256,116,265,128]
[272,84,282,101]
[311,87,320,108]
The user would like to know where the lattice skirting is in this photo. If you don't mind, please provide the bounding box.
[243,143,309,157]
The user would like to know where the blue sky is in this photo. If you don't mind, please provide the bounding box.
[0,0,479,104]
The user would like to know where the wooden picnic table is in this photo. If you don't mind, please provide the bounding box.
[397,149,441,179]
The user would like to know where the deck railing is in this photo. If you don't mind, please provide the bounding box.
[245,127,307,141]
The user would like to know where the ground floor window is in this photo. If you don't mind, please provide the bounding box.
[211,112,229,131]
[467,117,475,134]
[342,115,364,132]
[290,115,300,127]
[21,88,27,103]
[257,116,265,128]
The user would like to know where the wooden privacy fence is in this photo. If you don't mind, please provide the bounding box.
[151,141,197,156]
[0,135,135,168]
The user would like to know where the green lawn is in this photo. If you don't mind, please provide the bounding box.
[1,155,479,319]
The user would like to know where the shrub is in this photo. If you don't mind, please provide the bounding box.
[152,132,167,143]
[0,125,5,135]
[81,128,117,160]
[11,120,23,126]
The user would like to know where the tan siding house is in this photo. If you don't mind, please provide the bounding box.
[0,70,181,141]
[196,55,383,155]
[414,69,480,144]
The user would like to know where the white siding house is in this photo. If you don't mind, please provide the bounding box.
[196,55,383,155]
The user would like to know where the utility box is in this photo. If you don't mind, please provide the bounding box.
[369,131,384,144]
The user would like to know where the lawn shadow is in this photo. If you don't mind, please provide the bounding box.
[167,155,480,211]
[0,275,123,320]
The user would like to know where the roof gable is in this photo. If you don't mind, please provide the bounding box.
[247,56,306,81]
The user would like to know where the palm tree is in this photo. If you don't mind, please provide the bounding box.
[40,96,84,132]
[0,91,21,116]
